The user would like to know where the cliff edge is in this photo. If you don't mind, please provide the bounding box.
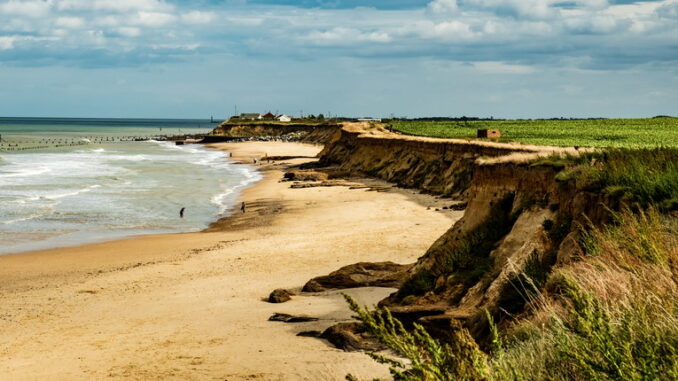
[306,123,674,352]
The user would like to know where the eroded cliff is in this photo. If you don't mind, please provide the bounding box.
[208,122,339,144]
[311,123,616,345]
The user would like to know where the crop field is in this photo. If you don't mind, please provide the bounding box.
[389,118,678,148]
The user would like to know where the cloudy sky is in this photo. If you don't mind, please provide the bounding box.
[0,0,676,118]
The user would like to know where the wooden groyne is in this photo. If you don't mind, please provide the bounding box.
[0,134,207,152]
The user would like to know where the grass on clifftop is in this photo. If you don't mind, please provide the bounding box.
[555,148,678,210]
[389,118,678,148]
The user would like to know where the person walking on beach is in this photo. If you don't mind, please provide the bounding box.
[241,202,246,213]
[180,207,185,218]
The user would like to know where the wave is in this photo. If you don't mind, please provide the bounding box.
[148,140,185,151]
[0,139,263,254]
[211,187,240,215]
[211,168,263,214]
[0,209,52,225]
[106,154,151,161]
[0,166,51,178]
[45,184,102,201]
[0,201,55,225]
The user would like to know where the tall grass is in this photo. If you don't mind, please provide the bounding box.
[557,148,678,210]
[489,278,678,381]
[346,207,678,381]
[580,206,673,265]
[345,295,489,381]
[553,278,677,381]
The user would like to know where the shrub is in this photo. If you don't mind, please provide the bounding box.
[347,204,677,381]
[565,148,678,210]
[580,206,672,266]
[345,295,489,381]
[347,279,677,381]
[552,276,678,381]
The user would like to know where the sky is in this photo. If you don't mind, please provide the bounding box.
[0,0,676,118]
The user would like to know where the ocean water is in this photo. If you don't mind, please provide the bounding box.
[0,118,261,254]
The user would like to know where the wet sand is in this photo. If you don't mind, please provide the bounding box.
[0,141,460,380]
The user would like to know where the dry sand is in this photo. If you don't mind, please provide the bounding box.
[0,141,460,380]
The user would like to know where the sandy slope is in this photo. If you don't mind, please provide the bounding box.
[0,141,459,380]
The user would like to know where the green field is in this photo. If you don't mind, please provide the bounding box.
[389,118,678,148]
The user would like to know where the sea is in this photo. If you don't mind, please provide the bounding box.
[0,117,261,254]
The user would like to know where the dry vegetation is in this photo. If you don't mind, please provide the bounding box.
[346,148,678,381]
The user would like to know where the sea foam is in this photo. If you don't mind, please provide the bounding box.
[0,141,260,254]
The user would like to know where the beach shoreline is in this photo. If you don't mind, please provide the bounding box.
[0,137,258,256]
[0,141,460,380]
[0,141,309,291]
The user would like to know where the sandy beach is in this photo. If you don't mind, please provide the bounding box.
[0,141,459,380]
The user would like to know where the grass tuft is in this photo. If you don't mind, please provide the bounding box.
[564,148,678,210]
[580,206,672,266]
[348,202,677,381]
[345,294,489,381]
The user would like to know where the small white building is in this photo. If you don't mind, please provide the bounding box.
[277,115,292,122]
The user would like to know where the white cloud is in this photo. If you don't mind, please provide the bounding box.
[0,36,16,50]
[117,27,141,37]
[90,16,117,27]
[55,16,85,29]
[56,0,171,12]
[428,0,458,14]
[0,35,59,50]
[564,14,625,34]
[305,27,391,45]
[181,11,216,25]
[225,17,264,26]
[150,43,200,51]
[473,61,534,74]
[134,11,176,27]
[428,20,476,40]
[0,0,675,71]
[0,0,53,18]
[570,0,608,11]
[657,0,678,19]
[462,0,558,20]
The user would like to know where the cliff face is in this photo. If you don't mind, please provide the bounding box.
[316,123,612,343]
[385,163,615,342]
[318,124,578,198]
[209,122,339,144]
